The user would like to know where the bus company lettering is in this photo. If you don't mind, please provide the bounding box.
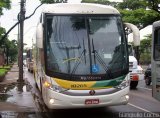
[71,84,87,88]
[80,76,102,80]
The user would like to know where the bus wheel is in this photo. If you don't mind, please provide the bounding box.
[130,81,138,89]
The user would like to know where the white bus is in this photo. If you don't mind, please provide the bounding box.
[34,3,140,109]
[152,21,160,102]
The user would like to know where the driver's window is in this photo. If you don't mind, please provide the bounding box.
[154,28,160,61]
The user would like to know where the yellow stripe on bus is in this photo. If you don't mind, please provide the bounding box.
[53,78,112,90]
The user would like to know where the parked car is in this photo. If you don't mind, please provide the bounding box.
[144,64,151,85]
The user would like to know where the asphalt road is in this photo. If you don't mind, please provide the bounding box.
[24,68,160,118]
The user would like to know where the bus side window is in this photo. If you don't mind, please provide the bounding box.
[154,28,160,61]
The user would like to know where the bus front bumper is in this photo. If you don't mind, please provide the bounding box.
[43,86,129,109]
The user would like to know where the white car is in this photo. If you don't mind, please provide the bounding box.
[137,65,144,81]
[130,65,144,89]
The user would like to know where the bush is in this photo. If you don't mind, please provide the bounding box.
[0,69,7,76]
[0,65,11,70]
[139,53,151,65]
[0,69,7,82]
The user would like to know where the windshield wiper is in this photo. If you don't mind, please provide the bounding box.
[91,38,112,77]
[92,38,96,65]
[83,39,87,64]
[70,39,87,80]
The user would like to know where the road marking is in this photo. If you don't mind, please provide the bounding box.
[128,103,160,117]
[138,87,152,91]
[128,103,152,112]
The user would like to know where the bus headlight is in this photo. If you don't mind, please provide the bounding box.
[44,81,52,88]
[43,81,67,92]
[49,98,55,104]
[115,78,129,89]
[51,84,67,92]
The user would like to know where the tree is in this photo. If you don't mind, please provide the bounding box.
[0,0,11,15]
[0,27,18,65]
[82,0,120,6]
[4,39,18,64]
[0,0,11,61]
[139,34,152,64]
[120,8,160,29]
[117,0,160,29]
[82,0,160,29]
[117,0,146,10]
[147,0,160,14]
[0,27,7,47]
[117,0,160,14]
[82,0,111,4]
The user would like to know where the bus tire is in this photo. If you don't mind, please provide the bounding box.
[130,81,138,89]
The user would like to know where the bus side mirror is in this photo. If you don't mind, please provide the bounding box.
[36,23,43,48]
[124,23,140,46]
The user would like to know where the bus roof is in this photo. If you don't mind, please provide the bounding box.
[42,3,120,14]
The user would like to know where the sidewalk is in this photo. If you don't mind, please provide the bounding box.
[1,64,19,84]
[0,64,37,113]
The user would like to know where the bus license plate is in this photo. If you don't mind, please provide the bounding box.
[85,99,99,105]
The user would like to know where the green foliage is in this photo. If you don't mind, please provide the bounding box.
[147,0,160,14]
[117,0,146,10]
[139,34,152,64]
[82,0,160,29]
[6,40,18,63]
[0,35,18,64]
[0,27,6,35]
[120,8,160,29]
[82,0,111,5]
[117,0,160,14]
[117,0,160,28]
[0,69,7,76]
[140,53,151,64]
[0,65,11,70]
[0,0,11,15]
[82,0,120,7]
[139,35,152,53]
[0,27,7,47]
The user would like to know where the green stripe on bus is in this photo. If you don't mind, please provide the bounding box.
[92,75,126,88]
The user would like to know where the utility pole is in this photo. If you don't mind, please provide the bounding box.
[17,0,26,90]
[17,13,20,67]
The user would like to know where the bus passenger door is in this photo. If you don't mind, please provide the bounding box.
[152,23,160,101]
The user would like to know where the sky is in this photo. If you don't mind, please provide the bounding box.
[0,0,151,48]
[0,0,83,48]
[0,0,42,48]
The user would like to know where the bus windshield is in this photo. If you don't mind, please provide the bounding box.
[45,15,128,80]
